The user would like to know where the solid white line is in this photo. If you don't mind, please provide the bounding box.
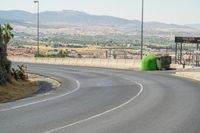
[0,80,80,112]
[44,78,143,133]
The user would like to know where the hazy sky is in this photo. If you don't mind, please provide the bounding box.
[0,0,199,24]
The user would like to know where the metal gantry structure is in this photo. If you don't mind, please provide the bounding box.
[175,37,200,66]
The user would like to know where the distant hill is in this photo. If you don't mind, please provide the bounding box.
[0,10,197,31]
[0,10,33,22]
[0,10,138,27]
[0,18,18,24]
[185,24,200,30]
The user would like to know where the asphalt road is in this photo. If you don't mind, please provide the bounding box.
[0,63,200,133]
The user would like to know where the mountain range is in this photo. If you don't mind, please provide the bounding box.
[0,10,199,31]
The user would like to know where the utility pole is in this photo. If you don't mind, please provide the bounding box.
[34,0,40,56]
[141,0,144,60]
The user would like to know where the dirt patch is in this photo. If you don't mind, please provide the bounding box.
[0,79,38,103]
[175,71,200,82]
[0,73,61,103]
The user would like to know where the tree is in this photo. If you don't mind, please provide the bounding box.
[0,23,14,84]
[2,23,14,43]
[2,23,14,53]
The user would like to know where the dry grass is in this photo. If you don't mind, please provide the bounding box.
[32,45,104,53]
[0,79,39,103]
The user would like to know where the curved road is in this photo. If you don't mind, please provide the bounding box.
[0,63,200,133]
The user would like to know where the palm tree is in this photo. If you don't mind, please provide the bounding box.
[0,24,3,51]
[2,23,14,49]
[0,23,14,83]
[0,24,13,56]
[0,24,4,59]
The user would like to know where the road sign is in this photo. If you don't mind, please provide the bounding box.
[175,37,200,43]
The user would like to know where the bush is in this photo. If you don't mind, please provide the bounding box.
[34,53,45,57]
[141,54,158,71]
[11,65,28,81]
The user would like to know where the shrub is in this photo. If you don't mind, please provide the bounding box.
[141,54,158,71]
[11,65,28,81]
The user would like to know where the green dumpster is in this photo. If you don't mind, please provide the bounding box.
[156,56,171,70]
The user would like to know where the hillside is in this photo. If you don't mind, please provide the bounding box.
[1,10,199,47]
[0,10,197,31]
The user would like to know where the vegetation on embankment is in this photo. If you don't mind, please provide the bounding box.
[0,23,40,103]
[0,79,38,103]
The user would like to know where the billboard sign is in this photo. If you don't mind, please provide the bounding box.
[175,37,200,43]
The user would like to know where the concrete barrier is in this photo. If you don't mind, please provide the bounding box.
[9,56,141,70]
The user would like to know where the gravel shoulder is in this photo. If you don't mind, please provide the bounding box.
[175,71,200,82]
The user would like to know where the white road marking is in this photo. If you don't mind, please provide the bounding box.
[0,80,80,112]
[44,78,143,133]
